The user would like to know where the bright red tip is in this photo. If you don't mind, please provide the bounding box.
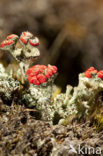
[7,34,19,40]
[26,64,58,85]
[29,37,40,47]
[0,39,14,48]
[22,32,33,38]
[84,67,98,78]
[20,36,27,44]
[97,70,103,79]
[37,74,47,84]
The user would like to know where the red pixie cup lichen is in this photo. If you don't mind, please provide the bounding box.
[28,75,40,85]
[84,67,98,78]
[97,70,103,79]
[37,74,47,84]
[29,37,40,47]
[6,34,19,41]
[26,65,58,85]
[22,32,33,38]
[20,31,40,48]
[0,39,15,50]
[20,36,27,45]
[0,34,19,52]
[87,67,95,72]
[20,31,34,45]
[45,68,53,78]
[85,71,91,78]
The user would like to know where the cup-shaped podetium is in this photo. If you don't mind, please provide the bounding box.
[0,39,15,51]
[0,34,19,52]
[28,37,40,47]
[20,31,40,49]
[6,34,19,42]
[19,31,34,46]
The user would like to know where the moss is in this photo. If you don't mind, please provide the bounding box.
[93,114,103,131]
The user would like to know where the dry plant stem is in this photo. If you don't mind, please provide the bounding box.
[24,108,38,112]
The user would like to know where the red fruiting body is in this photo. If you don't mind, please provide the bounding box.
[32,69,40,76]
[45,68,53,78]
[26,65,58,85]
[6,40,14,45]
[33,77,40,85]
[33,65,46,70]
[91,70,98,74]
[29,37,40,47]
[85,71,91,78]
[20,32,40,47]
[47,65,57,74]
[20,36,27,44]
[0,39,14,48]
[37,74,47,84]
[97,71,103,79]
[22,32,33,38]
[28,75,40,85]
[84,67,98,78]
[0,41,5,48]
[87,67,95,71]
[7,34,19,40]
[28,75,34,83]
[20,32,34,45]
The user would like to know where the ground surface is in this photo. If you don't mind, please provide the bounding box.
[0,101,103,156]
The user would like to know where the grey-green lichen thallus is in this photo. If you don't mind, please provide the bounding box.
[52,67,103,127]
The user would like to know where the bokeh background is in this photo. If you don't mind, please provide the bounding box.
[0,0,103,91]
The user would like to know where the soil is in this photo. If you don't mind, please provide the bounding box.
[0,101,103,156]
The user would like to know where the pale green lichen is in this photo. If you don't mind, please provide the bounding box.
[22,84,54,121]
[0,64,20,101]
[52,85,77,124]
[21,70,103,124]
[8,47,40,84]
[73,73,103,117]
[52,72,103,124]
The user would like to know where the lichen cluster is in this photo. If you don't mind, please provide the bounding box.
[22,64,58,121]
[0,32,40,82]
[0,32,58,121]
[52,67,103,125]
[22,85,53,121]
[0,32,103,129]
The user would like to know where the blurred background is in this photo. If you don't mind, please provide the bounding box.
[0,0,103,91]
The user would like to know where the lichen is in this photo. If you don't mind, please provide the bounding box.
[0,32,103,129]
[21,64,58,121]
[52,67,103,125]
[22,84,53,121]
[0,64,20,102]
[0,32,40,84]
